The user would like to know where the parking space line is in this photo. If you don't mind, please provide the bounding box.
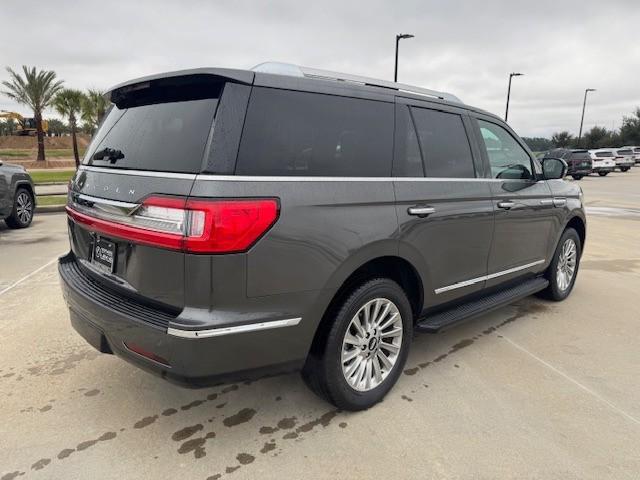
[0,257,59,297]
[501,335,640,427]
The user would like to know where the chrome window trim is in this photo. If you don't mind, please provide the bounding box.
[79,166,533,183]
[434,259,545,294]
[167,317,302,339]
[79,166,197,180]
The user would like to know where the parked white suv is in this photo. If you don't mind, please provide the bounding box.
[588,149,617,176]
[620,146,640,164]
[612,148,635,171]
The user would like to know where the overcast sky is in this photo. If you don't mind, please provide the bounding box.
[2,0,639,137]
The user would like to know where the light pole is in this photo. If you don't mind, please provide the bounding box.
[394,33,414,82]
[577,88,596,147]
[504,72,524,122]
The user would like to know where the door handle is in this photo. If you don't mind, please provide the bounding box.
[497,201,515,210]
[407,206,436,217]
[553,197,567,207]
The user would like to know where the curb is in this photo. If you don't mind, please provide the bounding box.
[36,205,66,214]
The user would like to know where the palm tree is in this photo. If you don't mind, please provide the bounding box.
[81,89,108,132]
[1,66,63,161]
[53,89,86,168]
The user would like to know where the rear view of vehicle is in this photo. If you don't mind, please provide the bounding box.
[59,70,290,385]
[612,148,634,171]
[588,149,617,176]
[544,148,591,180]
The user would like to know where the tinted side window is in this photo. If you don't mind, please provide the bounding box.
[236,88,393,176]
[411,107,475,178]
[393,105,424,177]
[477,119,533,180]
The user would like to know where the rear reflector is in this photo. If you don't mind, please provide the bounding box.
[124,342,170,367]
[66,196,279,254]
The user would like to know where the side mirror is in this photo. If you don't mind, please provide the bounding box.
[542,157,567,180]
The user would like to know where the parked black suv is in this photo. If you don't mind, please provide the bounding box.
[543,148,593,180]
[59,64,586,410]
[0,160,35,228]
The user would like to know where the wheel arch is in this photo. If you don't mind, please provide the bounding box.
[565,214,586,253]
[14,180,35,202]
[307,254,424,359]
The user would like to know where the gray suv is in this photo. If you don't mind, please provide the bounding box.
[59,63,585,410]
[0,160,35,229]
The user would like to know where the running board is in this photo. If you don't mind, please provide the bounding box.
[416,277,549,333]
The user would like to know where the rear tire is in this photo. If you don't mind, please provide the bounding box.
[571,175,583,180]
[598,171,609,176]
[621,167,630,172]
[541,228,581,301]
[302,278,413,411]
[5,187,34,229]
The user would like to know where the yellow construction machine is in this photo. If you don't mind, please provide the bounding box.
[0,111,49,136]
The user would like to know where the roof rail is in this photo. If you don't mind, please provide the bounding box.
[251,62,463,104]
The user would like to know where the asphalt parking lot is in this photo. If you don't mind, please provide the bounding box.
[1,170,639,480]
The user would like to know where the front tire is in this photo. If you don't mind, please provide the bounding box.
[5,187,34,229]
[541,228,581,301]
[621,167,630,172]
[571,174,583,180]
[598,171,609,176]
[302,278,413,411]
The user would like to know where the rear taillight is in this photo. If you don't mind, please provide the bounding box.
[66,196,279,254]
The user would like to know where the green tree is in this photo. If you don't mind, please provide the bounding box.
[53,89,86,167]
[1,66,64,161]
[551,131,574,148]
[522,137,553,152]
[81,88,108,132]
[0,118,16,136]
[619,108,640,145]
[47,118,69,136]
[583,126,612,149]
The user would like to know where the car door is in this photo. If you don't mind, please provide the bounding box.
[471,115,555,288]
[394,100,494,308]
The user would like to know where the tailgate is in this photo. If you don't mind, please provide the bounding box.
[67,169,196,309]
[65,74,226,310]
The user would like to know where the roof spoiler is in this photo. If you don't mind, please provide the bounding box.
[105,68,254,105]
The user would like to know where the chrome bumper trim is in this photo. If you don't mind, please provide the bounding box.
[167,317,302,339]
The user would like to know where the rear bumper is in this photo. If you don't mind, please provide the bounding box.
[569,167,592,176]
[592,166,614,173]
[58,253,312,386]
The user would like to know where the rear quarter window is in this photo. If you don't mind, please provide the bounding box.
[235,88,394,177]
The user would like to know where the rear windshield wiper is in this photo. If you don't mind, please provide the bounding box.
[93,147,125,163]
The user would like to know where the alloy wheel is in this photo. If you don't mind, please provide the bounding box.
[341,298,403,392]
[556,238,577,291]
[16,192,33,225]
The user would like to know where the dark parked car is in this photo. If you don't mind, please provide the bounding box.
[543,148,593,180]
[59,64,586,410]
[0,160,35,228]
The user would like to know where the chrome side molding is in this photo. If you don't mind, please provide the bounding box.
[167,317,302,339]
[435,259,545,294]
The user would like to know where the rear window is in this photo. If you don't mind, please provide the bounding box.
[569,152,591,161]
[618,149,633,155]
[595,151,613,157]
[84,79,221,173]
[236,88,393,176]
[411,107,475,178]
